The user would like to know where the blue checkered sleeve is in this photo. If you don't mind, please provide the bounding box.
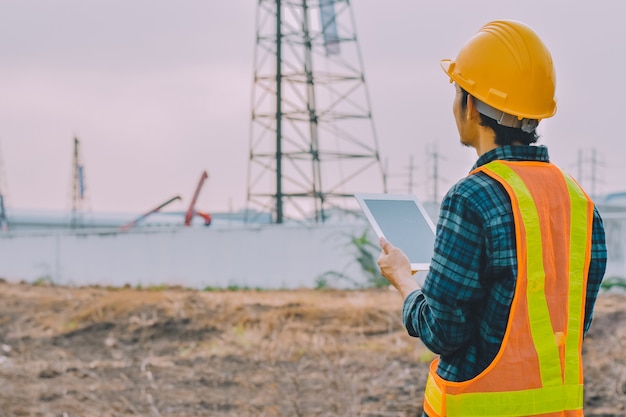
[584,207,607,335]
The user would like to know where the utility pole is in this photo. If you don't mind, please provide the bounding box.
[575,147,604,200]
[590,147,601,200]
[433,149,439,202]
[408,155,415,194]
[0,141,8,232]
[426,144,443,203]
[0,195,7,232]
[70,137,88,228]
[577,148,583,187]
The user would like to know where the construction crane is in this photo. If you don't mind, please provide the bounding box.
[119,195,182,232]
[184,170,211,227]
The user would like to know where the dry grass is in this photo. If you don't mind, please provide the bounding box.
[0,281,624,416]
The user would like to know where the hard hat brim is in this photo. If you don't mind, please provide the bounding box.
[440,59,453,83]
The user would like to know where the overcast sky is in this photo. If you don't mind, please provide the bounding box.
[1,0,625,215]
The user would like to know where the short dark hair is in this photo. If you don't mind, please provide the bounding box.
[460,88,539,146]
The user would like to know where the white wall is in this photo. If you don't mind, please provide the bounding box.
[1,215,623,289]
[602,214,626,280]
[0,222,381,289]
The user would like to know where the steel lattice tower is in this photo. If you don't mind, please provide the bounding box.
[70,136,89,228]
[247,0,386,223]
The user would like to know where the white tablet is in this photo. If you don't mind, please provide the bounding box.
[354,193,436,271]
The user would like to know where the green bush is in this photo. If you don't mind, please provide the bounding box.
[317,229,387,289]
[600,276,626,291]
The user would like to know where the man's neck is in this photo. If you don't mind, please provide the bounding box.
[473,131,499,157]
[473,130,526,157]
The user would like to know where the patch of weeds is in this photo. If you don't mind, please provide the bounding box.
[63,319,79,331]
[318,229,388,289]
[178,344,195,357]
[315,276,330,290]
[350,231,388,288]
[418,350,436,363]
[32,276,54,286]
[227,285,246,291]
[202,285,263,292]
[225,285,264,292]
[232,323,245,336]
[600,276,626,291]
[145,284,170,291]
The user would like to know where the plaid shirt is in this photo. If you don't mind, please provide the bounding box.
[403,145,607,382]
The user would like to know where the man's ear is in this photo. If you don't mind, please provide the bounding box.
[466,95,480,120]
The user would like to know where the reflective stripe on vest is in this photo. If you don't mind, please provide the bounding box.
[423,160,593,417]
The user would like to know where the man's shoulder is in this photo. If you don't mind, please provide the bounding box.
[447,171,503,200]
[442,172,510,215]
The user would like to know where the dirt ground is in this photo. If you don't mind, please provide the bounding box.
[0,280,624,417]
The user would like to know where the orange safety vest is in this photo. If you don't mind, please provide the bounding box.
[423,160,594,417]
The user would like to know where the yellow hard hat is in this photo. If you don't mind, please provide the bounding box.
[441,20,557,124]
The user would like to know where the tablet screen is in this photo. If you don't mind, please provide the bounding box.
[355,194,436,269]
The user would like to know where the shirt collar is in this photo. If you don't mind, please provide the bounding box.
[472,145,550,171]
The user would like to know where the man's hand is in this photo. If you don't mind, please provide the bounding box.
[377,237,421,299]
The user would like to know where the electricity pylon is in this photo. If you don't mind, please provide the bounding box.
[247,0,386,223]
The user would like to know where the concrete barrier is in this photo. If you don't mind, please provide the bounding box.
[0,222,383,289]
[1,213,623,289]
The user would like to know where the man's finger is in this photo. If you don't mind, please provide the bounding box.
[379,236,390,253]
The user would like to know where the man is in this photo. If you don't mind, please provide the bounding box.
[377,20,607,416]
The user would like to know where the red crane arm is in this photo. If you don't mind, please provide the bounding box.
[184,171,209,226]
